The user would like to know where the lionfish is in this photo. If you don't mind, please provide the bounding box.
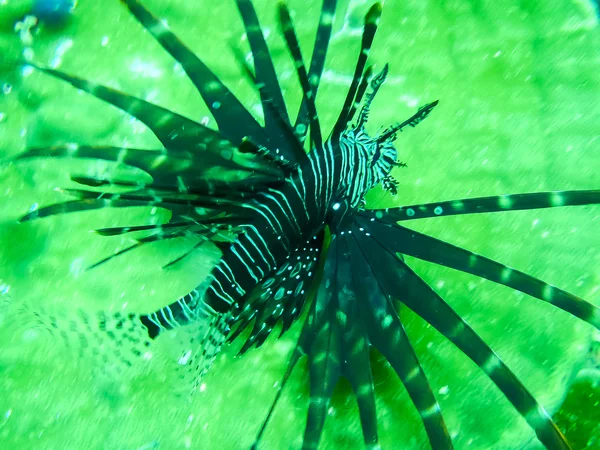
[6,0,599,449]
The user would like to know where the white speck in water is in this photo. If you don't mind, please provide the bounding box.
[22,48,34,63]
[2,83,12,94]
[50,38,74,68]
[0,112,5,123]
[0,282,10,295]
[129,58,164,78]
[493,50,501,58]
[438,385,449,395]
[5,409,12,419]
[101,36,109,47]
[332,202,341,211]
[178,350,192,365]
[400,94,419,108]
[69,257,84,276]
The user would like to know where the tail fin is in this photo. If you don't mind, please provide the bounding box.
[11,296,230,391]
[11,301,153,376]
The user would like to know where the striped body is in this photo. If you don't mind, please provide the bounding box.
[142,136,350,335]
[14,1,599,449]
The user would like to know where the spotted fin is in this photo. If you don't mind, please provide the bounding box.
[355,221,572,450]
[346,234,453,449]
[253,231,452,449]
[164,311,232,394]
[358,215,600,330]
[367,190,600,222]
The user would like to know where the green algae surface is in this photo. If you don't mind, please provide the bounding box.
[1,0,599,449]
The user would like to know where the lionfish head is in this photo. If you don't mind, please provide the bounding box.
[338,64,439,198]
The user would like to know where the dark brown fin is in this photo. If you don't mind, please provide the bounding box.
[95,215,244,236]
[250,236,340,449]
[87,228,199,270]
[232,2,308,166]
[15,143,283,190]
[346,234,453,449]
[294,0,338,141]
[368,190,600,222]
[278,2,323,150]
[356,222,572,450]
[95,221,197,237]
[27,65,259,163]
[235,1,289,127]
[120,0,270,148]
[253,231,449,449]
[355,64,388,129]
[358,215,600,330]
[332,3,382,138]
[161,236,213,270]
[18,187,247,224]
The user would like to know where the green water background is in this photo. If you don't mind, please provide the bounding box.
[0,0,599,448]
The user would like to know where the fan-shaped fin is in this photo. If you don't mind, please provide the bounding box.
[358,216,600,330]
[121,0,270,148]
[336,236,379,448]
[367,190,600,222]
[346,234,453,449]
[356,224,572,450]
[332,3,382,137]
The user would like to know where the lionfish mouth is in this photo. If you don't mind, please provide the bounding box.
[3,0,599,449]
